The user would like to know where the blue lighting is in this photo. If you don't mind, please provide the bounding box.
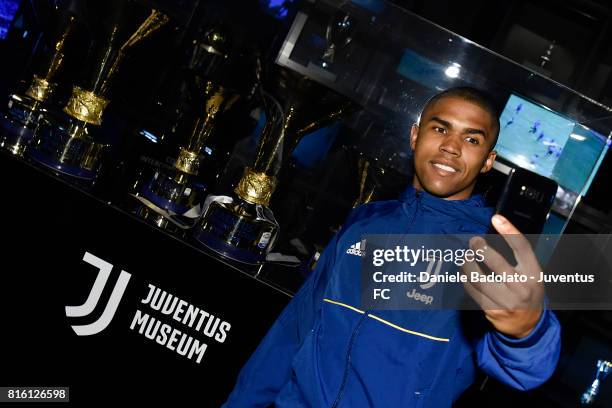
[350,0,386,14]
[291,122,341,169]
[139,129,158,143]
[260,0,295,20]
[0,0,21,40]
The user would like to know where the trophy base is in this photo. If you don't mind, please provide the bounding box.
[195,229,267,265]
[131,168,208,232]
[28,148,100,181]
[193,198,278,265]
[134,205,188,235]
[28,115,106,183]
[0,120,34,157]
[0,95,42,156]
[138,169,207,215]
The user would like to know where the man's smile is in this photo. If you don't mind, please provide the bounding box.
[430,160,460,175]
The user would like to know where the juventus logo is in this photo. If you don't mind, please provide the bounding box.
[419,258,443,290]
[65,252,131,336]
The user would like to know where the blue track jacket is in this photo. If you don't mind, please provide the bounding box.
[223,186,561,407]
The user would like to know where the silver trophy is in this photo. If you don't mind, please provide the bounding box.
[581,359,611,405]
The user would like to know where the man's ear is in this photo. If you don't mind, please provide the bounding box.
[480,150,497,173]
[410,124,419,151]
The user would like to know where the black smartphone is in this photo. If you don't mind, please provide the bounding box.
[482,166,558,268]
[492,166,558,235]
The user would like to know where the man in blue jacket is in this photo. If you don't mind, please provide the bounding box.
[223,87,561,407]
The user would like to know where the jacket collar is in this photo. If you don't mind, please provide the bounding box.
[399,184,493,230]
[400,184,486,207]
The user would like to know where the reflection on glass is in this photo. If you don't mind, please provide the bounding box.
[320,10,355,70]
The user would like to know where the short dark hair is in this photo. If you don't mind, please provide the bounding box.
[420,86,501,149]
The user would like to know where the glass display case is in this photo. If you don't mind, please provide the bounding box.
[1,0,610,293]
[275,0,612,239]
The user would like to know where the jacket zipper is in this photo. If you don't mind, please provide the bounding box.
[330,312,368,408]
[331,191,423,407]
[410,190,421,227]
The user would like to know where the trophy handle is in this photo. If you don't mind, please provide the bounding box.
[44,15,77,81]
[100,9,170,96]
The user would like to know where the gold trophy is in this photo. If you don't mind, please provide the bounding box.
[133,80,239,230]
[28,9,169,183]
[194,67,354,265]
[0,16,77,156]
[131,26,238,231]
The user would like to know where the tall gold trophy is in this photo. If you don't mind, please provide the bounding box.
[28,9,169,183]
[133,80,239,230]
[194,67,353,265]
[0,16,77,156]
[132,26,239,231]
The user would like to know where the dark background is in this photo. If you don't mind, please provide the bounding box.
[1,1,611,407]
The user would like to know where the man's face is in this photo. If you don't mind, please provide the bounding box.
[410,96,497,200]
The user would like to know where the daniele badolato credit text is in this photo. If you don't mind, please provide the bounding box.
[370,245,596,283]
